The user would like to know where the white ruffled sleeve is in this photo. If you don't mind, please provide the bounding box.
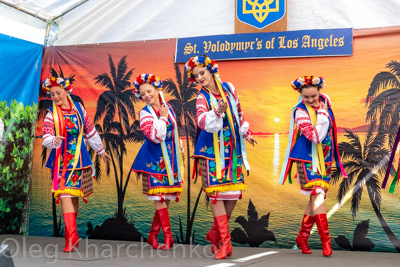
[196,93,224,133]
[42,111,62,149]
[81,105,105,154]
[139,109,167,144]
[295,108,330,143]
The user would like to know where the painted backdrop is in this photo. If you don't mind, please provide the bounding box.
[29,29,400,252]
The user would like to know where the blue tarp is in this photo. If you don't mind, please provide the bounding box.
[0,33,43,105]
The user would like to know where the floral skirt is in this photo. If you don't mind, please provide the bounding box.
[198,157,246,200]
[52,167,93,199]
[141,173,183,201]
[296,161,331,196]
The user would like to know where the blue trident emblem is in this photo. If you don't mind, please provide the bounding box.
[237,0,286,29]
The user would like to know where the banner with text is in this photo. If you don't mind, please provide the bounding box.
[176,28,353,63]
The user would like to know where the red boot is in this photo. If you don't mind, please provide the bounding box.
[63,212,80,252]
[207,215,231,254]
[314,214,332,256]
[148,211,161,249]
[214,215,233,260]
[296,215,314,254]
[206,218,220,254]
[158,208,174,250]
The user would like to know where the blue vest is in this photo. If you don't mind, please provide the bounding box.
[193,82,242,160]
[289,101,334,164]
[45,102,92,170]
[132,104,179,175]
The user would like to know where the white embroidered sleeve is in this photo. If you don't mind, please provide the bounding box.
[295,108,330,143]
[81,106,105,154]
[196,94,224,133]
[42,112,62,149]
[86,131,104,154]
[140,109,167,144]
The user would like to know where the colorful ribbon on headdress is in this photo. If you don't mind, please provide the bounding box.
[218,77,251,173]
[320,93,347,179]
[52,103,65,191]
[279,95,303,185]
[305,103,326,180]
[146,92,184,186]
[52,96,85,191]
[207,93,224,181]
[206,74,250,182]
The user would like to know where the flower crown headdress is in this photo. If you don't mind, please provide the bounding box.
[42,77,72,94]
[184,55,219,82]
[291,76,325,91]
[133,73,162,99]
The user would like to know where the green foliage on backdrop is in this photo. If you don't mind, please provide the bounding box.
[0,100,37,234]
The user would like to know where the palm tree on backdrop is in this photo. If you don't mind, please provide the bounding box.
[93,54,141,220]
[163,59,199,244]
[365,60,400,147]
[330,120,400,252]
[38,65,84,237]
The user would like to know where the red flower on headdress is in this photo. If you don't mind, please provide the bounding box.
[148,75,156,83]
[49,77,58,87]
[188,59,196,69]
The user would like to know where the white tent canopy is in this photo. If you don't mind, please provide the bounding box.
[1,0,400,45]
[0,0,89,21]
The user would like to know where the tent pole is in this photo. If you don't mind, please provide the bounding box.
[0,0,90,23]
[0,1,47,22]
[44,23,51,46]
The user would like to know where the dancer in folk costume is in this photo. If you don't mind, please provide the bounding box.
[280,76,347,256]
[185,55,257,260]
[131,73,184,250]
[42,77,111,252]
